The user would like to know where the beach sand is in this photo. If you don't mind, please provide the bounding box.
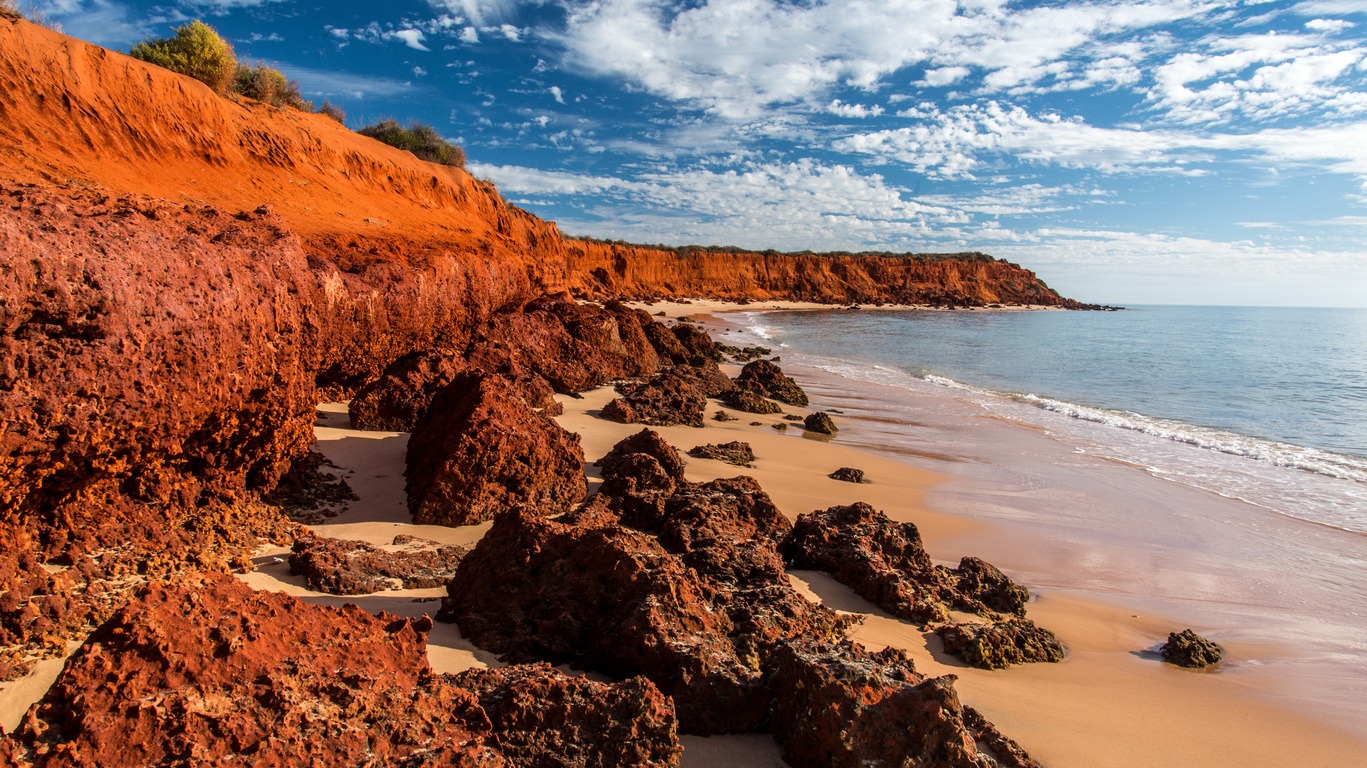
[6,310,1363,764]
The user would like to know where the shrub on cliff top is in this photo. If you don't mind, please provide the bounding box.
[235,61,310,110]
[358,119,465,167]
[130,20,237,94]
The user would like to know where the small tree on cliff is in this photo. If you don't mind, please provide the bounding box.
[234,61,310,110]
[130,20,237,94]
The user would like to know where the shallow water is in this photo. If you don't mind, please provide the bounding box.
[713,306,1367,737]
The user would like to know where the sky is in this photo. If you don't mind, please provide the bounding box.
[33,0,1367,307]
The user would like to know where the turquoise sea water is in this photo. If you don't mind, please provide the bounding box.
[735,305,1367,533]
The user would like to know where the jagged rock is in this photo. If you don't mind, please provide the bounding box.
[670,324,722,363]
[769,640,1035,768]
[444,476,850,736]
[350,350,559,431]
[785,503,949,625]
[828,467,866,483]
[9,573,508,767]
[640,320,693,365]
[963,706,1043,768]
[1161,629,1223,668]
[669,361,737,398]
[803,412,838,435]
[597,429,687,481]
[721,389,783,415]
[936,619,1065,670]
[713,410,739,422]
[785,503,1039,630]
[602,369,707,428]
[687,442,756,467]
[406,373,586,526]
[263,449,358,523]
[782,414,804,421]
[716,344,771,362]
[954,556,1030,617]
[288,535,466,595]
[441,510,763,735]
[771,423,788,431]
[453,663,683,768]
[735,360,808,407]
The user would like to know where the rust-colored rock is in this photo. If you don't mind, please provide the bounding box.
[10,573,508,767]
[441,509,761,735]
[289,534,466,595]
[406,374,586,526]
[735,360,808,407]
[602,369,707,428]
[828,467,866,483]
[803,412,838,435]
[687,442,756,467]
[954,556,1030,617]
[720,389,784,415]
[350,350,558,432]
[1161,629,1223,669]
[936,620,1065,670]
[596,429,687,482]
[768,640,1036,768]
[670,324,723,363]
[454,663,683,768]
[669,361,737,398]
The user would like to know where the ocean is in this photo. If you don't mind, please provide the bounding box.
[710,304,1367,734]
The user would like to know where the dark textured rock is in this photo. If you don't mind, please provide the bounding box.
[406,373,586,526]
[936,620,1065,670]
[597,429,687,481]
[713,410,739,422]
[735,360,808,407]
[954,556,1030,617]
[686,442,757,467]
[785,503,950,625]
[668,361,737,398]
[771,423,788,432]
[453,663,683,768]
[289,534,467,595]
[350,350,559,431]
[782,414,804,422]
[803,411,838,435]
[671,324,722,363]
[9,573,509,767]
[828,467,866,483]
[1161,629,1223,668]
[720,389,783,415]
[769,640,1032,768]
[602,369,707,428]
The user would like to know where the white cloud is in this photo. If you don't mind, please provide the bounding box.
[460,26,479,43]
[392,29,430,51]
[826,100,884,118]
[498,23,522,42]
[550,86,565,104]
[426,0,515,26]
[920,66,970,87]
[1305,18,1356,32]
[413,66,427,77]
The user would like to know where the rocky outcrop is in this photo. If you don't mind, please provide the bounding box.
[936,620,1066,670]
[829,467,867,483]
[596,429,687,481]
[1161,629,1223,669]
[734,360,808,407]
[288,534,466,595]
[804,412,838,435]
[406,373,586,526]
[769,640,1035,768]
[4,573,683,767]
[602,370,707,428]
[444,472,851,735]
[670,324,723,363]
[350,350,559,431]
[686,442,757,467]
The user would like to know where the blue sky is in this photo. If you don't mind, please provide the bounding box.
[37,0,1367,307]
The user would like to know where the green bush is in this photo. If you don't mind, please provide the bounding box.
[357,119,465,167]
[130,20,237,94]
[235,62,310,110]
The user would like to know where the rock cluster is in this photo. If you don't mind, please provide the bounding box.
[686,441,757,467]
[721,389,784,415]
[2,574,682,767]
[786,503,1059,669]
[1161,629,1223,668]
[405,373,587,526]
[288,534,467,595]
[439,431,1040,765]
[602,369,708,427]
